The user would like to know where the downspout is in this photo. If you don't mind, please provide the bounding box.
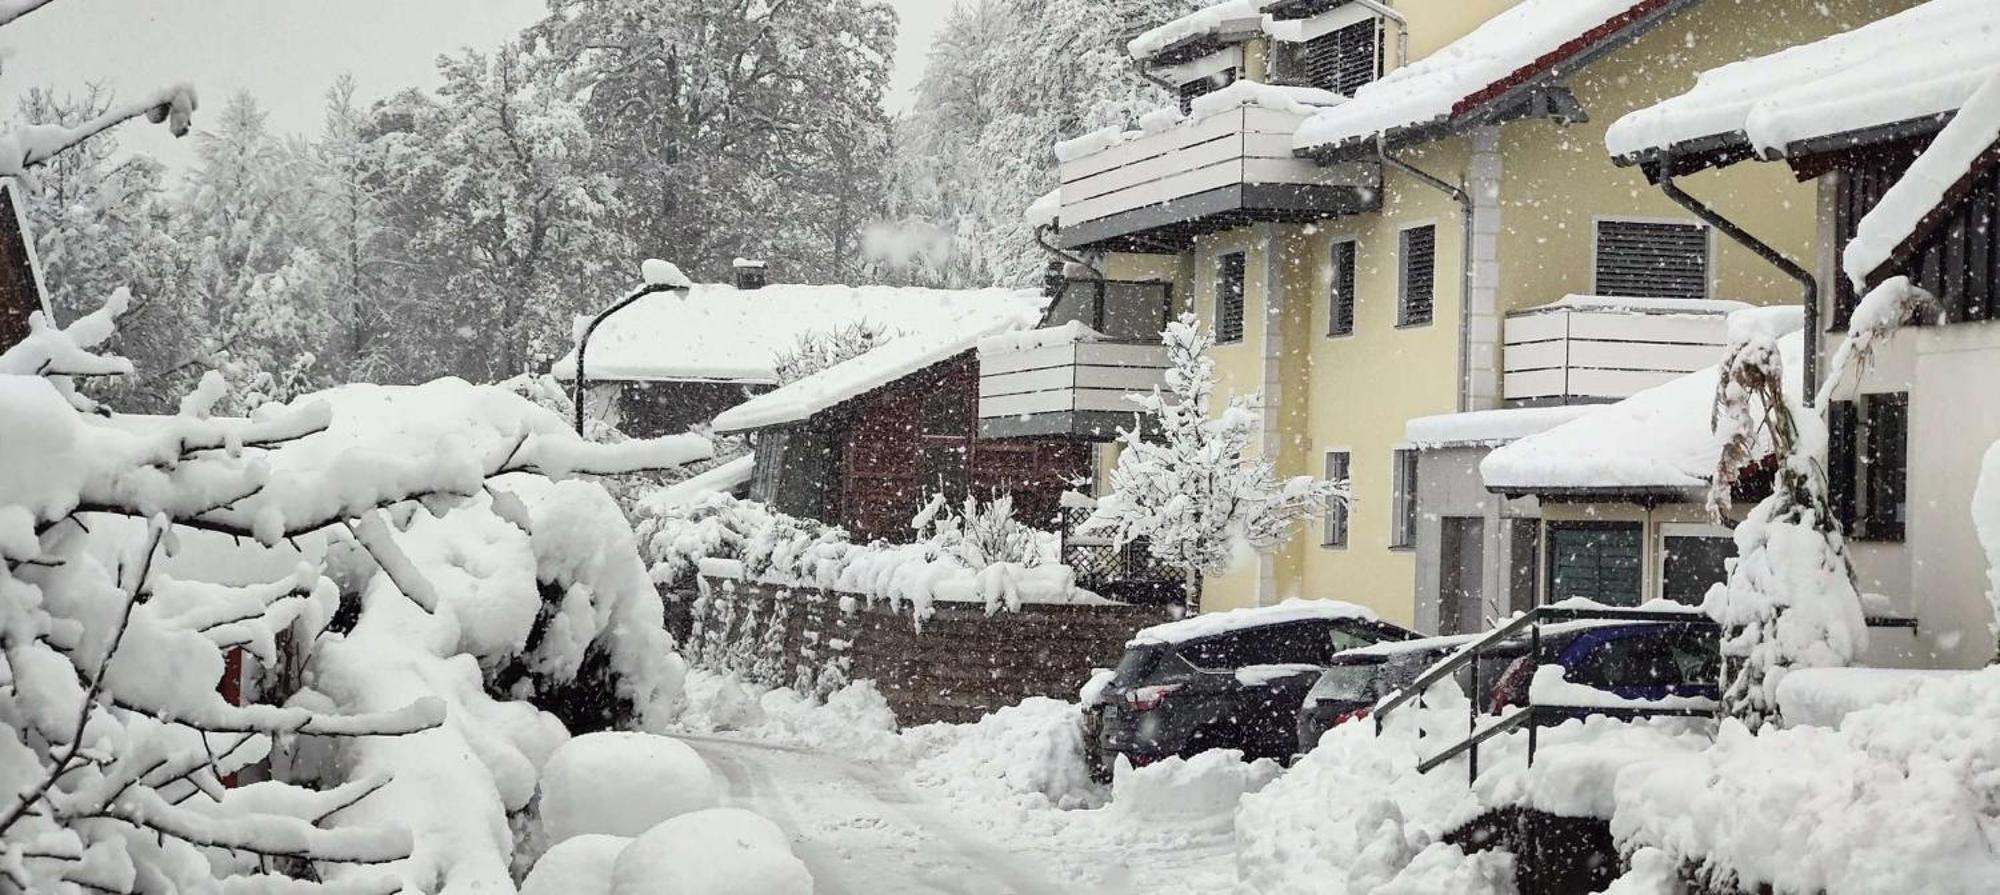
[1655,153,1820,405]
[1132,55,1180,96]
[1352,0,1409,71]
[1034,223,1111,329]
[1378,134,1477,413]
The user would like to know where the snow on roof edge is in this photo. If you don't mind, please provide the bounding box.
[1843,70,2000,289]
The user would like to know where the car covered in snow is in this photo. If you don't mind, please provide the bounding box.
[1081,600,1414,781]
[1294,633,1498,753]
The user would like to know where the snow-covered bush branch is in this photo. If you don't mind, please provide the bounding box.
[0,83,197,176]
[1082,314,1345,613]
[771,321,893,387]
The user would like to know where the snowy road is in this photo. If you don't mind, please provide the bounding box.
[679,734,1234,894]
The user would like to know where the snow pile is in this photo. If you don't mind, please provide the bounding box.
[611,808,813,895]
[520,834,629,895]
[539,733,720,841]
[1606,0,2000,160]
[712,300,1041,432]
[1844,70,2000,288]
[1131,597,1376,645]
[1776,666,1972,728]
[976,319,1104,354]
[1111,750,1281,827]
[552,282,1044,385]
[905,697,1104,810]
[1296,0,1664,153]
[1025,186,1062,228]
[1610,667,2000,893]
[1127,0,1264,60]
[1052,81,1343,164]
[674,669,907,762]
[1404,404,1598,449]
[638,492,1094,625]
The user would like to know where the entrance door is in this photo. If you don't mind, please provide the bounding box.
[1439,517,1487,635]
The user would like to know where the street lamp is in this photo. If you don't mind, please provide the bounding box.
[571,260,694,436]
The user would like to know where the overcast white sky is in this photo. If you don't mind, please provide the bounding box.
[0,0,956,174]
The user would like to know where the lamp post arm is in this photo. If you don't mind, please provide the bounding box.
[573,282,684,436]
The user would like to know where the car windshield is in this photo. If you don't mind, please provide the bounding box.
[1307,662,1385,702]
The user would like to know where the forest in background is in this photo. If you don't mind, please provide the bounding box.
[7,0,1197,412]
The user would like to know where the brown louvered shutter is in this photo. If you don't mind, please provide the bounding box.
[1329,240,1356,336]
[1302,20,1380,95]
[1216,252,1246,343]
[1594,220,1710,300]
[1398,226,1434,327]
[1178,68,1237,114]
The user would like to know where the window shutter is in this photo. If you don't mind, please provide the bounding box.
[1216,253,1246,343]
[1329,241,1356,336]
[1399,226,1435,327]
[1301,20,1380,95]
[1595,220,1710,300]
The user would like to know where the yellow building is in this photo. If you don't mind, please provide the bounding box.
[989,0,1916,627]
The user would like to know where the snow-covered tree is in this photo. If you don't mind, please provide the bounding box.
[1082,314,1345,614]
[771,321,892,386]
[1704,278,1940,728]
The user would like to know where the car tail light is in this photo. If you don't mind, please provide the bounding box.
[1332,706,1372,727]
[1126,684,1183,712]
[1490,657,1534,713]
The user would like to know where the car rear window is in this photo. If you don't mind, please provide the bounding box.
[1177,623,1332,669]
[1113,644,1163,684]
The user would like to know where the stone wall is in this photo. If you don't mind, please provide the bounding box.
[669,576,1172,725]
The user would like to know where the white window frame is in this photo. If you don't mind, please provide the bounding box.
[1321,448,1352,549]
[1658,521,1735,605]
[1388,446,1418,550]
[1588,215,1718,300]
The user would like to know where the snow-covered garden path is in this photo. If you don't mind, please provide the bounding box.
[679,732,1236,894]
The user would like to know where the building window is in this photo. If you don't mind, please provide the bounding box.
[1328,239,1356,337]
[1215,252,1246,344]
[1293,19,1380,95]
[1832,144,2000,328]
[1389,448,1418,549]
[1830,392,1909,541]
[1178,68,1237,114]
[1398,225,1434,327]
[1594,219,1710,300]
[1546,522,1644,606]
[1322,451,1350,548]
[1661,528,1736,606]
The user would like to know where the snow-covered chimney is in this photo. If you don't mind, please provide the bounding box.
[732,258,768,290]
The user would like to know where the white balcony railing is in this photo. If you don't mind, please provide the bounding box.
[1502,296,1751,405]
[976,332,1169,440]
[1055,102,1377,249]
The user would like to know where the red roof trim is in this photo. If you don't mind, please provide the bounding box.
[1448,0,1678,119]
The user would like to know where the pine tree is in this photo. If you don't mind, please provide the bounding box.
[1082,314,1345,614]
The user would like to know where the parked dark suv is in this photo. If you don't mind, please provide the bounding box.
[1295,633,1491,753]
[1082,602,1413,781]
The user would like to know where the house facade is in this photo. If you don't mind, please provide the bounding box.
[1600,0,2000,667]
[1031,0,1896,626]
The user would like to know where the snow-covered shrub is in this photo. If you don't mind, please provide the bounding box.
[1083,313,1345,612]
[911,493,1057,569]
[771,320,892,386]
[538,733,719,842]
[1609,667,2000,894]
[610,808,812,895]
[520,834,628,895]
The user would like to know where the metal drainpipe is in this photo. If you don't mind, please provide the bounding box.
[572,281,686,435]
[1378,135,1477,413]
[1655,155,1820,405]
[1132,55,1180,97]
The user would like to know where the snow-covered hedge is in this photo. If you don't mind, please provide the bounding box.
[635,492,1083,625]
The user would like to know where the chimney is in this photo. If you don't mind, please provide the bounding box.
[732,257,768,290]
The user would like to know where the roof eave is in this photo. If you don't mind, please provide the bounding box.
[1485,483,1708,505]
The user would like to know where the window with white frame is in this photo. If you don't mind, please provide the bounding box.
[1389,448,1418,549]
[1661,523,1735,606]
[1398,225,1435,327]
[1594,219,1710,300]
[1215,252,1246,344]
[1322,450,1350,547]
[1327,239,1356,336]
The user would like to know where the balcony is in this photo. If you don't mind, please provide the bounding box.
[1054,99,1380,254]
[976,326,1169,441]
[1502,296,1750,405]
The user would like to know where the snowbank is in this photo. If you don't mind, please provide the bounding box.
[1130,597,1375,645]
[674,669,907,762]
[1111,750,1280,827]
[1776,666,1972,728]
[611,808,813,895]
[905,697,1103,810]
[1295,0,1665,153]
[539,733,720,841]
[1610,668,2000,893]
[550,283,1044,384]
[520,834,629,895]
[1605,0,2000,160]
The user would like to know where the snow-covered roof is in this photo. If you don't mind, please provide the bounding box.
[1405,405,1600,450]
[710,301,1045,434]
[1843,71,2000,289]
[1295,0,1682,155]
[549,283,1044,385]
[1481,315,1803,496]
[1606,0,2000,164]
[1130,598,1378,646]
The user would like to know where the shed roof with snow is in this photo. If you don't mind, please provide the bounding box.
[710,298,1046,434]
[549,283,1045,385]
[1605,0,2000,172]
[1293,0,1693,158]
[1481,310,1803,499]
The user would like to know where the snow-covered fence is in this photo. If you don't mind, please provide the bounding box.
[673,577,1171,725]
